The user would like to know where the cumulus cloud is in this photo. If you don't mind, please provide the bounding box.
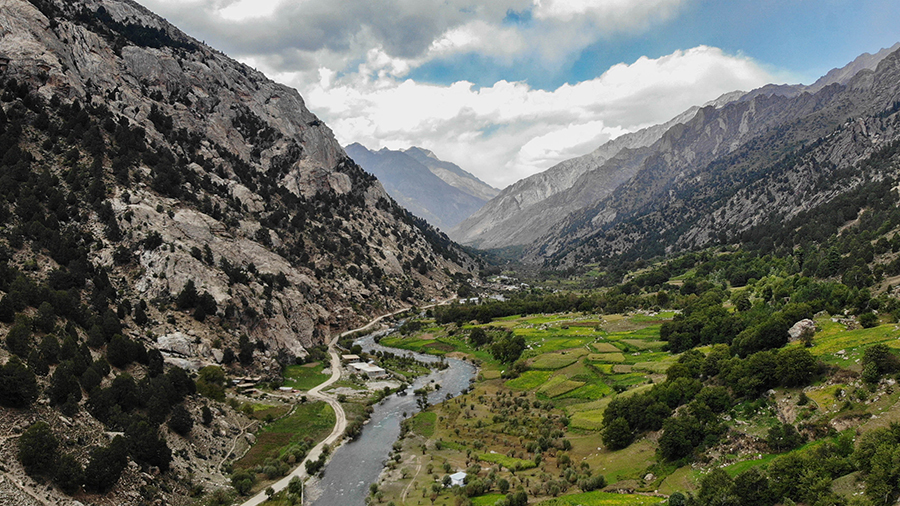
[139,0,775,188]
[268,45,773,188]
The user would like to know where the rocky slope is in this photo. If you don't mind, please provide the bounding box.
[451,44,900,252]
[1,0,474,359]
[529,46,900,266]
[448,94,741,250]
[0,0,475,503]
[346,143,492,231]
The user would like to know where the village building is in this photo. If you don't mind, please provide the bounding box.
[349,362,387,379]
[449,472,467,487]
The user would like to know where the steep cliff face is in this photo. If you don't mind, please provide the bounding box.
[529,48,900,266]
[0,0,474,364]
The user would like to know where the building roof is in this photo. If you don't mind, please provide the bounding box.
[349,362,386,374]
[341,354,361,361]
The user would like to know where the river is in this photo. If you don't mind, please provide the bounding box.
[307,331,477,506]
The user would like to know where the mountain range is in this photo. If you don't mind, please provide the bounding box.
[450,43,900,262]
[346,143,497,231]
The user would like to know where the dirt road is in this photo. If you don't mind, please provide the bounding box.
[240,299,454,506]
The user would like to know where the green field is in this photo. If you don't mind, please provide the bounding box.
[531,349,588,369]
[235,401,335,470]
[408,411,437,438]
[282,362,330,390]
[570,408,606,430]
[506,370,553,390]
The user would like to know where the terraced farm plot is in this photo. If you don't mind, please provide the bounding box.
[806,384,847,412]
[531,349,588,370]
[560,383,613,401]
[613,364,633,373]
[804,321,900,367]
[592,342,621,353]
[541,379,585,398]
[506,370,553,390]
[408,411,436,438]
[632,359,675,374]
[473,495,507,506]
[590,352,626,363]
[570,408,606,430]
[621,339,666,350]
[235,401,334,470]
[528,336,595,352]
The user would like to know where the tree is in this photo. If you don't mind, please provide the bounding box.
[168,404,193,436]
[5,320,31,357]
[47,361,81,406]
[54,453,84,494]
[776,347,817,387]
[196,365,226,401]
[176,280,198,309]
[202,405,214,426]
[0,355,39,407]
[83,436,128,492]
[125,419,172,471]
[232,470,255,495]
[238,335,254,365]
[694,468,737,506]
[17,421,59,476]
[602,417,633,450]
[766,423,804,452]
[859,312,879,328]
[490,332,525,363]
[469,327,488,347]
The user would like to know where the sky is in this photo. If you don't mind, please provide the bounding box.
[139,0,900,189]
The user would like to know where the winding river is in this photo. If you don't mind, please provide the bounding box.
[308,332,477,506]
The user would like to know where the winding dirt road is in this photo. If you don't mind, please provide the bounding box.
[240,299,453,506]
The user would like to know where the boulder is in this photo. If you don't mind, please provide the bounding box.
[788,319,817,341]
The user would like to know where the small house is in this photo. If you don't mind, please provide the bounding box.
[449,472,467,487]
[341,354,361,363]
[0,56,9,73]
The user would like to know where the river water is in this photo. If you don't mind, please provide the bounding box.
[308,332,477,506]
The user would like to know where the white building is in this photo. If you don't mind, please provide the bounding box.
[349,362,387,379]
[449,472,467,487]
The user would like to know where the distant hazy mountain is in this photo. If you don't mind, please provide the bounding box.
[346,144,495,231]
[450,43,900,252]
[403,147,499,202]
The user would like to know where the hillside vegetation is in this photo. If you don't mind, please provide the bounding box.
[370,243,900,506]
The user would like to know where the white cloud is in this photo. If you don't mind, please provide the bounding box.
[218,0,282,21]
[138,1,777,189]
[533,0,686,27]
[278,45,774,188]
